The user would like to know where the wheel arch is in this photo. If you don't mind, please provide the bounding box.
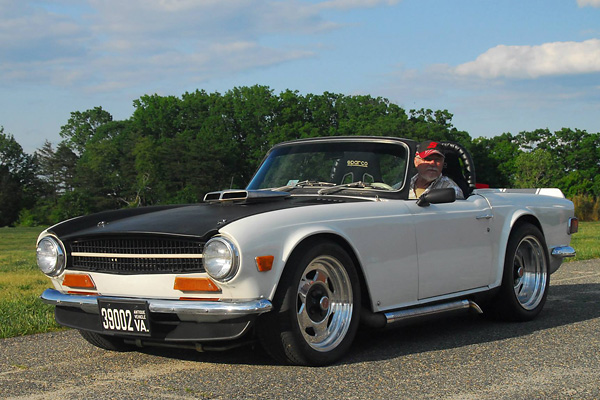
[491,211,546,288]
[505,213,548,274]
[279,232,374,312]
[510,213,543,235]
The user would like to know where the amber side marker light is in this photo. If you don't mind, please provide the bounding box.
[255,255,275,272]
[62,273,96,289]
[174,277,221,292]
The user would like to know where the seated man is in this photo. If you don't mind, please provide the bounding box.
[409,141,464,200]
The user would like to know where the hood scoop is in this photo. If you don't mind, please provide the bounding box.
[204,190,290,204]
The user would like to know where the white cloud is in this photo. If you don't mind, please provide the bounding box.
[378,62,600,139]
[0,3,89,62]
[577,0,600,7]
[317,0,401,10]
[454,39,600,79]
[2,0,402,91]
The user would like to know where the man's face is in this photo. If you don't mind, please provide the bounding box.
[414,153,444,183]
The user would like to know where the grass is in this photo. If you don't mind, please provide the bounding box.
[0,222,597,339]
[0,227,62,339]
[568,221,600,261]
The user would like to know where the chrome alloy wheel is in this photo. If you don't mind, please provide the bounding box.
[296,255,354,352]
[512,235,548,310]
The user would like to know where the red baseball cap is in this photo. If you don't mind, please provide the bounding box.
[416,141,445,158]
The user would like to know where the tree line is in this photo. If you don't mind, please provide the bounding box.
[1,85,599,227]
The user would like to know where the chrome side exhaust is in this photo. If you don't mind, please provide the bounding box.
[361,299,483,329]
[384,299,482,325]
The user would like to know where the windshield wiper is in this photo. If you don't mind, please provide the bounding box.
[274,180,336,192]
[318,181,369,195]
[318,181,393,195]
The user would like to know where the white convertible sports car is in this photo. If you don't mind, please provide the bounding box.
[38,136,577,366]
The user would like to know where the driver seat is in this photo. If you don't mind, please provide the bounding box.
[330,152,382,184]
[442,152,469,197]
[440,142,475,197]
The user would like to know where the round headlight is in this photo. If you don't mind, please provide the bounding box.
[203,237,239,281]
[37,236,66,277]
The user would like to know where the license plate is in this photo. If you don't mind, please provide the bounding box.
[98,299,151,336]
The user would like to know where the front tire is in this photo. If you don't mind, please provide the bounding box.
[491,223,550,321]
[257,241,361,366]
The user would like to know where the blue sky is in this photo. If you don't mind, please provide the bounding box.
[1,0,600,153]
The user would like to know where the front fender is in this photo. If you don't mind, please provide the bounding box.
[219,200,418,310]
[222,217,362,303]
[216,204,363,302]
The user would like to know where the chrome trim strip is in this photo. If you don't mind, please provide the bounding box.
[40,288,272,317]
[71,252,203,259]
[551,246,576,258]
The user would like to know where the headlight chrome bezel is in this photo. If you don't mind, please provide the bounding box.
[203,236,239,282]
[36,235,67,277]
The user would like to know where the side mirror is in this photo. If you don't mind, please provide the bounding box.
[416,188,456,207]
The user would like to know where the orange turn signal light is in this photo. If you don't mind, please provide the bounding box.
[255,255,274,272]
[62,273,96,289]
[174,277,221,292]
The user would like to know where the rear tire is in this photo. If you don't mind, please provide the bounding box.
[257,241,361,366]
[79,330,133,352]
[490,223,550,321]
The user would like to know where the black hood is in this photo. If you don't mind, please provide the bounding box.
[48,195,363,241]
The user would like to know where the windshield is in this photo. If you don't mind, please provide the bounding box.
[247,140,409,192]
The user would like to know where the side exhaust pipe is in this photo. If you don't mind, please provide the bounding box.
[361,299,483,329]
[385,299,482,324]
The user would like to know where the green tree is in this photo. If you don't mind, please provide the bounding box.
[515,128,600,196]
[408,109,471,144]
[470,133,520,188]
[75,120,139,210]
[271,89,314,143]
[0,165,22,226]
[513,148,555,188]
[0,128,37,225]
[35,141,78,203]
[131,95,182,139]
[50,86,600,216]
[219,86,278,185]
[60,107,113,155]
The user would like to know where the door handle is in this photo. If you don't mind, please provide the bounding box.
[476,214,493,220]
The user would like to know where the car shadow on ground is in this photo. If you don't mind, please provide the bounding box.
[345,282,600,364]
[131,282,599,367]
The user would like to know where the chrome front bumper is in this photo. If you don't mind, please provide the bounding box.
[40,288,273,318]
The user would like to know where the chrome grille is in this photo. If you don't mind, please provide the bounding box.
[68,236,205,274]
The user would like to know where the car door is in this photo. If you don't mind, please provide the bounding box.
[404,194,493,300]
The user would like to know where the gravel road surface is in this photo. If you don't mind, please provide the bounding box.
[1,259,598,399]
